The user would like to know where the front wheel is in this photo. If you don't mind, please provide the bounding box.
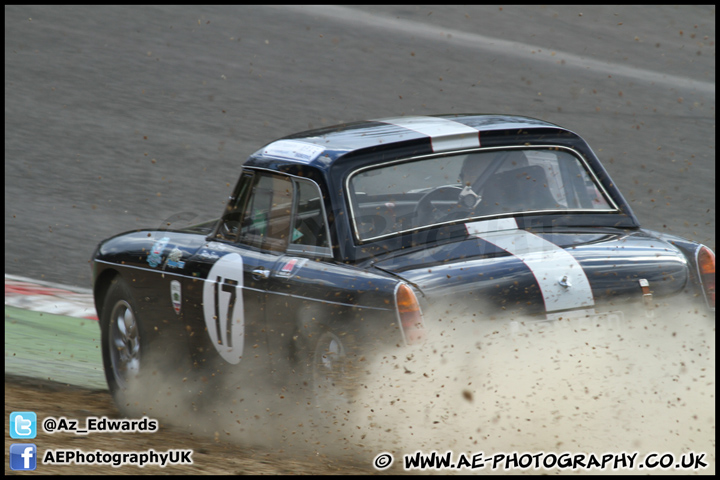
[99,276,192,416]
[100,277,148,414]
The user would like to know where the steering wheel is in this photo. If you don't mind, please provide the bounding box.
[413,185,465,228]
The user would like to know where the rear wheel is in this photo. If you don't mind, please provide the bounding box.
[309,328,361,428]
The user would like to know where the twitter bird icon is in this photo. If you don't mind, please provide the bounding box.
[10,412,37,439]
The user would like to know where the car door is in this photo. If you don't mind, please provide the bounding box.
[261,176,337,367]
[185,170,294,367]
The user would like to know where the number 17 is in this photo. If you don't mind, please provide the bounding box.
[214,275,238,347]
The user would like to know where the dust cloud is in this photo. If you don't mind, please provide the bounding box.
[116,298,714,474]
[343,298,715,473]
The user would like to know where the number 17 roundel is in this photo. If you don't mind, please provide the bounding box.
[202,253,245,364]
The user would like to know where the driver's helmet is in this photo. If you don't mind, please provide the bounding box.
[459,149,529,187]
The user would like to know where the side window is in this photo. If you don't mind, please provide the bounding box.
[288,179,332,257]
[216,171,254,242]
[238,173,293,252]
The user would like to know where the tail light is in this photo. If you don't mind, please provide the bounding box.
[395,283,426,345]
[696,245,715,310]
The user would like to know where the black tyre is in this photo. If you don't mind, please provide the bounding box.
[308,328,362,428]
[99,276,192,417]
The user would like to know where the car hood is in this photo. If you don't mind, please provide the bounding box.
[372,227,688,316]
[94,229,208,270]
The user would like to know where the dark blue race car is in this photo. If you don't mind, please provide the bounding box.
[91,114,715,417]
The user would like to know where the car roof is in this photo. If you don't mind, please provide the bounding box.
[240,113,640,262]
[246,114,577,169]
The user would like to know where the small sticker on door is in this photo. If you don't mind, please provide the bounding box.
[277,258,307,278]
[170,280,182,315]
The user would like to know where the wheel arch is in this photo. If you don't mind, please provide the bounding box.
[93,268,122,320]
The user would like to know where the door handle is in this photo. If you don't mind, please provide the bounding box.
[252,268,270,280]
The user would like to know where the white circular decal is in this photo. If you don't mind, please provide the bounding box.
[202,253,245,364]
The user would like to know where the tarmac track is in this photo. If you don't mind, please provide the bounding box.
[4,5,716,474]
[5,5,715,288]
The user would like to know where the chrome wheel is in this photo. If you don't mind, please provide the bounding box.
[312,331,353,412]
[108,299,141,389]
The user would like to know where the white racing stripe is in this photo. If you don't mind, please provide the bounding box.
[378,116,480,152]
[466,217,519,234]
[466,221,595,315]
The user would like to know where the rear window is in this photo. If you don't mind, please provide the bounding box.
[348,147,616,241]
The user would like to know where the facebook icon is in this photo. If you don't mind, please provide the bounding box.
[10,444,37,471]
